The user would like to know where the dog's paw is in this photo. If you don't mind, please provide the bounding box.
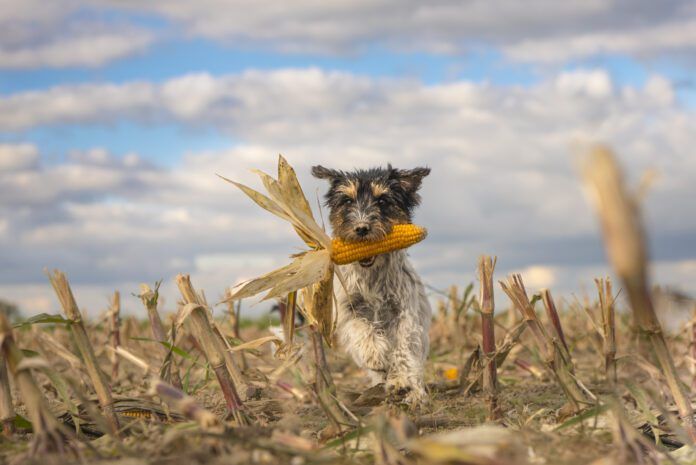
[386,377,428,406]
[385,375,429,410]
[403,386,429,410]
[385,374,411,398]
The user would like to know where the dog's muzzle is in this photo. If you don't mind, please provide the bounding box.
[358,256,376,268]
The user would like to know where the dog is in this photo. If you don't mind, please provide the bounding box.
[312,164,432,407]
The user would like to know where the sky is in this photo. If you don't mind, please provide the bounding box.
[1,0,695,319]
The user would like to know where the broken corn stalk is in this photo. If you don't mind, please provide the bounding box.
[330,224,427,265]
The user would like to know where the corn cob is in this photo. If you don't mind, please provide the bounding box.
[330,224,427,265]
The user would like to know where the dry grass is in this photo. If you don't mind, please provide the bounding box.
[0,269,694,464]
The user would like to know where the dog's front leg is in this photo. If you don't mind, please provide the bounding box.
[385,309,428,407]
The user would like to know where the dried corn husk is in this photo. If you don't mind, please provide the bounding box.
[219,155,337,342]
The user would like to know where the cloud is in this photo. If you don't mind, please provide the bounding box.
[0,143,39,171]
[0,30,153,69]
[103,0,696,62]
[504,19,696,63]
[2,0,695,71]
[515,265,557,289]
[0,81,157,130]
[1,68,695,315]
[0,0,153,69]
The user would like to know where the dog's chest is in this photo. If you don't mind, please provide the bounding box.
[341,252,416,328]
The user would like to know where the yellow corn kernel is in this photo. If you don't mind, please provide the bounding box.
[330,224,427,265]
[120,409,153,419]
[443,367,459,381]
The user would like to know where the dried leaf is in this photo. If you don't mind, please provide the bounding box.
[228,335,283,352]
[277,155,317,247]
[175,302,209,331]
[228,260,304,302]
[277,155,312,218]
[217,174,291,223]
[252,169,331,249]
[263,249,332,301]
[229,249,331,302]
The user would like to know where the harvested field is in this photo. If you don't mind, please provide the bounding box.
[0,148,694,465]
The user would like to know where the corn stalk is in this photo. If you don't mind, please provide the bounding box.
[109,291,121,381]
[478,255,500,420]
[582,146,695,442]
[459,322,526,395]
[46,269,119,435]
[0,313,75,455]
[283,291,297,346]
[138,282,167,344]
[301,273,355,430]
[185,280,251,398]
[225,290,247,370]
[500,274,593,412]
[175,274,249,425]
[595,277,617,385]
[541,289,571,361]
[0,351,14,435]
[138,282,182,388]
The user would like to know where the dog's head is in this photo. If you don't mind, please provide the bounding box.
[312,164,430,243]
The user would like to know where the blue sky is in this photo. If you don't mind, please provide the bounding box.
[1,1,695,317]
[2,44,544,166]
[4,46,693,167]
[3,32,694,166]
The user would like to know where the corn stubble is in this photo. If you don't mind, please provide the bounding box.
[108,291,121,381]
[478,255,500,420]
[46,269,120,436]
[0,350,14,436]
[0,313,76,456]
[175,274,249,426]
[500,274,595,412]
[582,145,696,442]
[596,277,618,385]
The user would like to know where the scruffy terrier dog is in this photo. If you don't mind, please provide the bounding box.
[312,164,432,406]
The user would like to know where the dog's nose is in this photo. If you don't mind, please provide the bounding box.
[355,225,370,237]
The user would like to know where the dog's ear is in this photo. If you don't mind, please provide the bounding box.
[311,165,342,181]
[395,167,430,193]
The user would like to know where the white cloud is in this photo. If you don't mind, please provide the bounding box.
[0,147,153,206]
[555,70,613,99]
[0,81,157,131]
[2,0,694,71]
[516,265,557,289]
[0,30,153,69]
[0,1,153,69]
[643,75,676,106]
[101,0,696,62]
[504,19,696,63]
[0,143,39,171]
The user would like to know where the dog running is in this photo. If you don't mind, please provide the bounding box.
[312,164,432,407]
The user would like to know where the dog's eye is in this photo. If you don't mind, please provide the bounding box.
[377,197,388,206]
[343,197,353,205]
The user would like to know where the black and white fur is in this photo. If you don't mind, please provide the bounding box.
[312,164,431,406]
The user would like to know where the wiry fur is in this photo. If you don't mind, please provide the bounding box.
[312,164,432,406]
